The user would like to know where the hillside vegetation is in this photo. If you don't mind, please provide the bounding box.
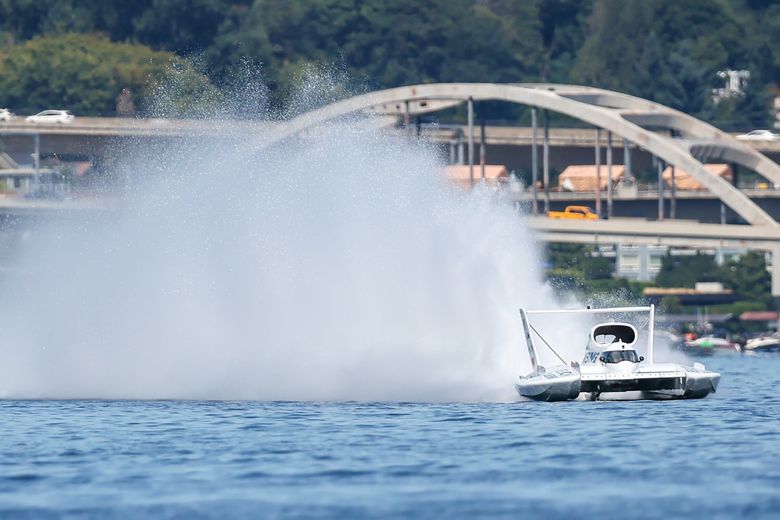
[1,0,778,126]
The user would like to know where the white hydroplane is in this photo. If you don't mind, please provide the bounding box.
[516,305,720,401]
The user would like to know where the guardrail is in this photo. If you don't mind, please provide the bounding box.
[0,117,273,137]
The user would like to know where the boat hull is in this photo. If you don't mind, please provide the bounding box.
[744,338,779,353]
[516,366,719,401]
[681,370,720,398]
[515,367,581,402]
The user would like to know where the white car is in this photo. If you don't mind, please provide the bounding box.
[0,108,14,122]
[25,110,75,124]
[736,129,780,141]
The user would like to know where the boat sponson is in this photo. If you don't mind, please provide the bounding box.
[683,371,720,398]
[516,369,581,402]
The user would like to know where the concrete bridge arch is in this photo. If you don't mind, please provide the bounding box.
[253,82,780,227]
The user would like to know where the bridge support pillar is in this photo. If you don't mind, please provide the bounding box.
[656,158,665,221]
[772,245,780,333]
[531,108,539,215]
[34,133,40,174]
[467,97,474,184]
[543,110,550,213]
[480,108,486,181]
[670,166,676,219]
[595,128,601,217]
[607,131,613,218]
[623,138,632,179]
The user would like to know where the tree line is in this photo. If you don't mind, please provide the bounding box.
[546,244,773,320]
[1,0,779,127]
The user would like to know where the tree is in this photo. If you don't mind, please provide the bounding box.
[0,33,215,115]
[211,0,525,106]
[0,0,153,42]
[654,252,720,287]
[572,0,774,126]
[483,0,545,79]
[572,0,656,92]
[536,0,592,82]
[132,0,250,54]
[710,69,775,131]
[1,0,779,124]
[721,251,772,309]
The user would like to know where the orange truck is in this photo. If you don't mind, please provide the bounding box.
[546,205,599,220]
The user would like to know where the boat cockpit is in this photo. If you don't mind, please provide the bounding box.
[600,349,643,364]
[592,323,637,346]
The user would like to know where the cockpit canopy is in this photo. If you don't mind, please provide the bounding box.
[601,350,640,363]
[591,323,637,346]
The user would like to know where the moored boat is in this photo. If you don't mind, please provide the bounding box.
[744,334,779,353]
[682,336,739,356]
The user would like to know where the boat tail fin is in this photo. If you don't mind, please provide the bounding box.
[520,308,540,373]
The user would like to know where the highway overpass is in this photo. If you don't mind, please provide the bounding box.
[5,82,780,305]
[3,117,780,164]
[525,215,780,251]
[0,117,272,158]
[513,187,780,224]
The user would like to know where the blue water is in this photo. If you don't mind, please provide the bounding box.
[1,355,779,519]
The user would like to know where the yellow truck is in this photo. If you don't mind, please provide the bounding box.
[547,205,599,220]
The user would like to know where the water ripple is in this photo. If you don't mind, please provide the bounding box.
[0,356,778,518]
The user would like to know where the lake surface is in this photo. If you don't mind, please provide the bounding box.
[1,354,778,518]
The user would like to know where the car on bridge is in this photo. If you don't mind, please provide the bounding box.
[736,129,780,141]
[547,205,599,220]
[0,108,14,122]
[25,110,75,124]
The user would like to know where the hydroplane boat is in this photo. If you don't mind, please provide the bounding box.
[515,305,720,401]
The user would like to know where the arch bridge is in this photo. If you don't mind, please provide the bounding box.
[254,82,780,228]
[251,82,780,323]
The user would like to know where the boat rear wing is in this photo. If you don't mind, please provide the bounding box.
[519,305,656,365]
[519,308,540,372]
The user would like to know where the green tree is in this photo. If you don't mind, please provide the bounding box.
[483,0,545,79]
[572,0,656,92]
[132,0,250,54]
[710,70,775,130]
[654,252,720,287]
[214,0,526,105]
[536,0,592,82]
[1,0,779,124]
[721,251,772,308]
[0,33,215,115]
[572,0,773,125]
[0,0,153,42]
